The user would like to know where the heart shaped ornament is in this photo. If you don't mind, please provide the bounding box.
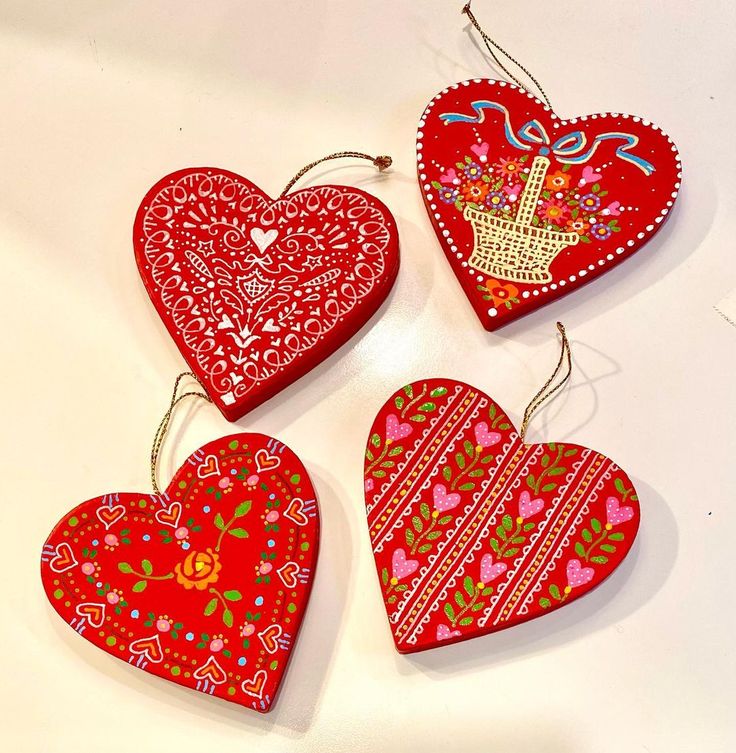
[417,80,681,329]
[364,379,639,653]
[41,433,319,712]
[134,169,399,420]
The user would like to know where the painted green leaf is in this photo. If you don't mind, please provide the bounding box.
[438,515,453,525]
[539,597,552,608]
[118,562,133,574]
[403,384,414,398]
[549,584,561,600]
[426,531,442,540]
[224,590,242,601]
[481,586,494,597]
[214,513,225,530]
[420,502,430,521]
[394,396,405,410]
[464,440,475,457]
[234,500,252,517]
[503,547,519,557]
[564,448,577,457]
[418,402,436,412]
[458,483,475,491]
[526,474,536,489]
[222,609,234,628]
[132,580,147,593]
[591,518,602,534]
[459,616,473,626]
[381,567,389,586]
[481,455,494,464]
[541,454,550,467]
[502,514,513,531]
[455,453,466,470]
[464,576,475,597]
[372,470,386,478]
[410,414,426,423]
[417,544,432,554]
[388,446,403,456]
[444,603,455,622]
[608,532,625,541]
[442,466,452,481]
[548,467,565,476]
[523,522,535,532]
[405,528,415,547]
[542,483,556,493]
[380,461,395,469]
[454,592,466,608]
[371,433,381,448]
[228,528,249,538]
[490,538,500,553]
[471,602,484,612]
[590,555,609,564]
[204,598,218,616]
[511,536,525,544]
[430,387,447,398]
[582,528,593,543]
[614,478,626,494]
[141,559,153,575]
[365,449,374,462]
[496,525,507,541]
[574,542,586,557]
[469,469,484,477]
[600,544,617,553]
[412,516,423,533]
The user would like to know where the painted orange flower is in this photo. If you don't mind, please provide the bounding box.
[461,180,489,203]
[484,278,519,307]
[545,170,571,190]
[541,198,569,224]
[566,218,590,236]
[498,157,522,176]
[174,547,222,590]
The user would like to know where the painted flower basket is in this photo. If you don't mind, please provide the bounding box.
[465,156,580,283]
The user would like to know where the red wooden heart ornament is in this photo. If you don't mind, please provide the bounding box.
[364,379,639,653]
[417,80,681,329]
[41,433,319,712]
[134,169,399,420]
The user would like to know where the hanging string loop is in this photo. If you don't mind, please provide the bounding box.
[150,372,212,493]
[462,0,552,108]
[279,151,392,198]
[519,322,572,442]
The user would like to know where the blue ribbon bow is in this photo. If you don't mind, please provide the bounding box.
[440,100,655,175]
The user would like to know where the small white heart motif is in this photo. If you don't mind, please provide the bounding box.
[250,228,278,253]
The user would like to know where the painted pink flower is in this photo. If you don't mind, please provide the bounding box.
[601,200,621,216]
[364,478,374,493]
[605,496,635,527]
[209,638,224,652]
[502,182,522,201]
[218,476,231,490]
[174,526,189,540]
[470,141,490,163]
[241,622,256,637]
[432,483,461,513]
[436,624,462,641]
[578,165,602,186]
[103,533,119,549]
[391,548,419,581]
[385,413,412,442]
[265,510,280,523]
[81,561,96,576]
[479,553,507,584]
[106,591,120,605]
[566,559,595,588]
[474,421,501,449]
[518,490,544,520]
[246,474,259,487]
[439,167,461,185]
[156,618,172,633]
[257,561,273,576]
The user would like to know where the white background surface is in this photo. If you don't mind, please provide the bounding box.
[1,1,734,751]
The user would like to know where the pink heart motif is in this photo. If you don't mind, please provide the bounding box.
[518,490,544,519]
[479,553,507,584]
[474,421,501,449]
[392,548,419,580]
[469,142,489,162]
[436,624,462,642]
[385,414,413,442]
[566,559,595,588]
[432,483,461,513]
[606,496,635,526]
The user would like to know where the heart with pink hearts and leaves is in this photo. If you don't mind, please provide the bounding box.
[364,378,640,653]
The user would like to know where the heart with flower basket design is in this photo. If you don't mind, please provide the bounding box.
[41,433,319,712]
[417,79,681,329]
[364,379,639,653]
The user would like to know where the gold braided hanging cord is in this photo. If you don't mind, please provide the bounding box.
[462,1,552,108]
[280,151,392,198]
[519,322,572,442]
[150,372,213,493]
